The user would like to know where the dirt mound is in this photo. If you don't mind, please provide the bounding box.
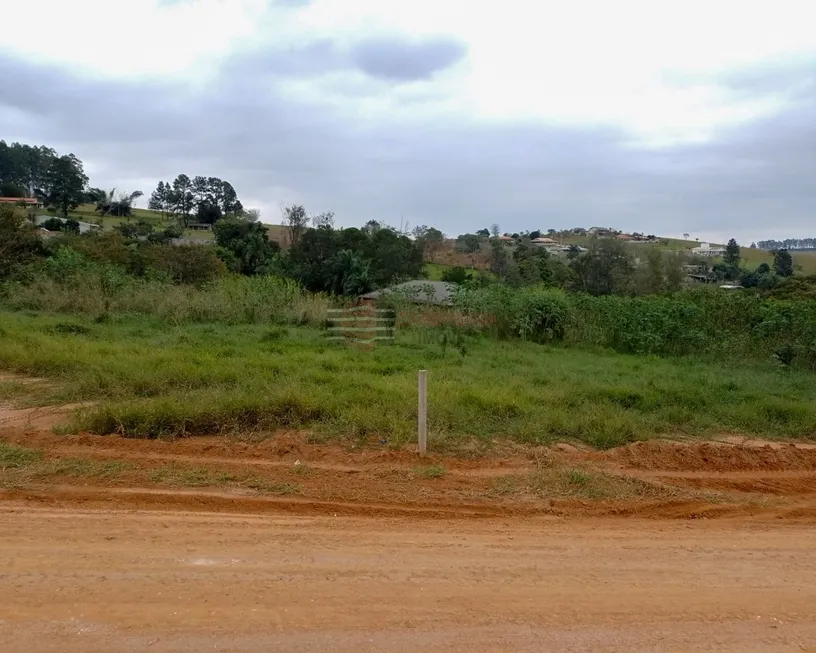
[610,439,816,473]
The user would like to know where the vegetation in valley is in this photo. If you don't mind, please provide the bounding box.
[4,139,816,450]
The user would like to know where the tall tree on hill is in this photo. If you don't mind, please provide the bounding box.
[0,141,59,197]
[148,181,171,217]
[43,154,88,218]
[212,178,242,216]
[191,176,243,218]
[283,204,309,248]
[169,174,195,226]
[773,248,794,277]
[312,211,335,229]
[724,238,741,266]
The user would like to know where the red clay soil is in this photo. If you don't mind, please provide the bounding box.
[3,414,816,651]
[2,508,816,653]
[3,425,816,518]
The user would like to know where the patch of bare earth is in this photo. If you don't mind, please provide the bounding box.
[2,423,816,519]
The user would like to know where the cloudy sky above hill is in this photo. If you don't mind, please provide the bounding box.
[1,0,814,242]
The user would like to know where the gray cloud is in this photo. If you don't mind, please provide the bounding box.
[0,51,814,242]
[350,36,467,82]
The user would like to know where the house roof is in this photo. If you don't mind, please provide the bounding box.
[0,197,38,204]
[532,237,557,243]
[360,280,454,306]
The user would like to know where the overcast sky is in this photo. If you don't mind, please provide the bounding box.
[1,0,814,242]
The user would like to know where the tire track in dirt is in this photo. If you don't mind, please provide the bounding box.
[4,427,816,517]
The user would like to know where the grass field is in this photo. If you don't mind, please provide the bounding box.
[423,262,487,281]
[49,204,216,241]
[2,310,816,451]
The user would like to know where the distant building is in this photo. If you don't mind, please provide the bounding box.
[0,197,42,208]
[616,234,633,241]
[588,227,615,237]
[691,243,726,257]
[532,237,557,245]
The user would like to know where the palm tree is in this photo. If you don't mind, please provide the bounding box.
[96,189,143,218]
[683,233,690,240]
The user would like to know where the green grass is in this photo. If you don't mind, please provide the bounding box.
[0,443,300,494]
[490,465,691,501]
[423,262,488,281]
[414,464,446,479]
[0,442,44,469]
[2,311,816,450]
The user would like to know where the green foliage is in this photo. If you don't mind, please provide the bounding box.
[327,250,372,296]
[569,239,633,295]
[773,248,794,277]
[117,219,154,238]
[724,238,741,266]
[43,154,89,218]
[40,234,225,286]
[143,244,226,286]
[151,175,242,227]
[2,272,325,326]
[441,266,472,284]
[289,224,422,294]
[0,203,43,279]
[0,443,43,469]
[213,219,280,276]
[95,189,143,217]
[451,285,816,359]
[413,225,445,259]
[63,218,80,235]
[455,233,482,254]
[0,140,59,198]
[3,311,816,448]
[0,181,26,197]
[284,204,309,248]
[41,217,64,232]
[196,202,222,225]
[454,285,570,342]
[489,238,510,277]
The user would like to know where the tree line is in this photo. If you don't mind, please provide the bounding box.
[0,141,89,218]
[149,176,243,226]
[755,238,816,251]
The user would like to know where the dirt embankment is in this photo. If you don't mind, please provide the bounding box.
[3,409,816,519]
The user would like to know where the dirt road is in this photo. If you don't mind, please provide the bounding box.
[2,507,815,653]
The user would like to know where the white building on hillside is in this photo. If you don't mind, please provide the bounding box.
[691,242,726,257]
